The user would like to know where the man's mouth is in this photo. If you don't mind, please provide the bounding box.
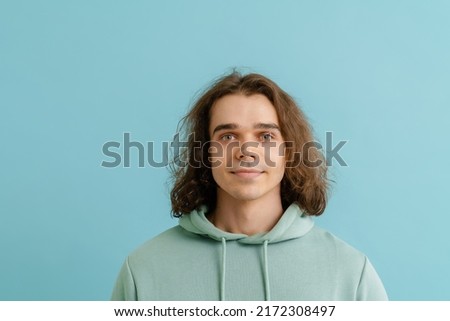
[231,169,264,178]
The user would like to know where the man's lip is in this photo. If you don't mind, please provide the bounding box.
[230,169,264,178]
[231,169,263,174]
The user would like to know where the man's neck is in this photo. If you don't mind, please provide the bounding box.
[209,190,284,236]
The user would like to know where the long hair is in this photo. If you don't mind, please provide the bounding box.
[170,71,329,217]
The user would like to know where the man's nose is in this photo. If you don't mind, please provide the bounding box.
[235,141,259,161]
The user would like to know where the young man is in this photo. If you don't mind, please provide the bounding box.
[111,72,388,300]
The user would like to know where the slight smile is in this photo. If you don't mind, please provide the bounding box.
[231,169,264,179]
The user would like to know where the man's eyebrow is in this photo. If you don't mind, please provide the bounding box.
[212,123,239,135]
[254,122,281,131]
[212,122,281,135]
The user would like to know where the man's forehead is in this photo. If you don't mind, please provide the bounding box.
[209,94,280,131]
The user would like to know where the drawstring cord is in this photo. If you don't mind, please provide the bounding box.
[262,240,271,301]
[220,237,227,301]
[220,238,271,301]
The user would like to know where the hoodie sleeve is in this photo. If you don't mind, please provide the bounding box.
[111,257,138,301]
[356,257,388,301]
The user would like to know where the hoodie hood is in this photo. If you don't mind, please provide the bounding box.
[179,203,314,244]
[179,203,314,301]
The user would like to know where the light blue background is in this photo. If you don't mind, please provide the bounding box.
[1,1,449,300]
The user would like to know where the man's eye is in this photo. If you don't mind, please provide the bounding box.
[261,133,273,141]
[220,134,234,141]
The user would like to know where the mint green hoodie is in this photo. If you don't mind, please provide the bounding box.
[111,204,387,300]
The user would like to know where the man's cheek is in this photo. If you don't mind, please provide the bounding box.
[225,141,239,168]
[208,141,223,168]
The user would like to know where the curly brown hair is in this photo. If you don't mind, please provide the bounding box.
[170,71,329,217]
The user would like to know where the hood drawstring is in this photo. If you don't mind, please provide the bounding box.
[220,237,227,301]
[262,240,271,301]
[220,237,271,301]
[179,204,313,301]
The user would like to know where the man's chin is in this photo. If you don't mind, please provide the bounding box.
[227,190,263,202]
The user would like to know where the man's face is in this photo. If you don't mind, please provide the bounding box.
[208,94,286,203]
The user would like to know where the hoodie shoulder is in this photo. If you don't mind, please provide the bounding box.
[304,226,388,300]
[308,226,367,263]
[129,225,200,260]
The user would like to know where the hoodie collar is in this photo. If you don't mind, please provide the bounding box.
[179,203,314,244]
